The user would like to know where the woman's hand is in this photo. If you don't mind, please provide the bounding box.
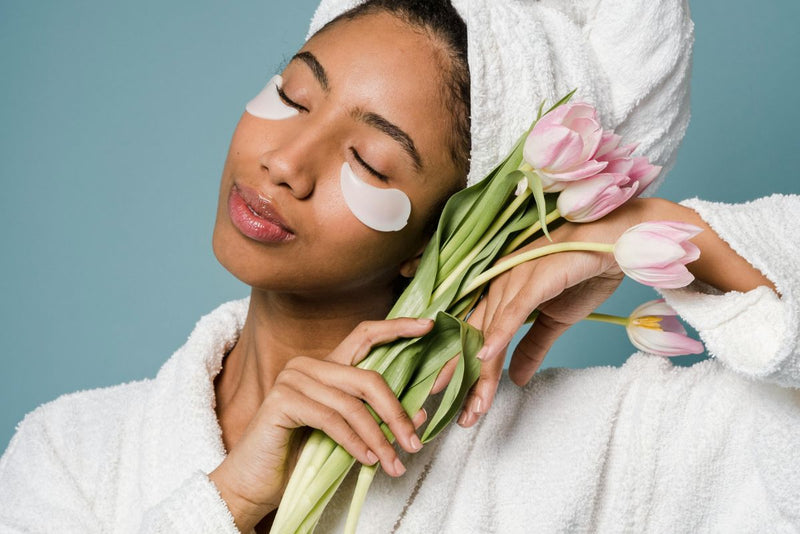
[439,199,653,428]
[208,318,432,532]
[442,195,779,428]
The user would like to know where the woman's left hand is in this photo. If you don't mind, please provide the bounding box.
[433,198,652,428]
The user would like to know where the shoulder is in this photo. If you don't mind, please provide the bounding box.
[2,378,154,478]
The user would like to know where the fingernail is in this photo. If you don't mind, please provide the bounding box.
[416,318,433,326]
[471,396,484,414]
[394,457,406,476]
[366,450,379,465]
[409,434,423,452]
[476,345,491,361]
[457,411,468,426]
[413,408,427,427]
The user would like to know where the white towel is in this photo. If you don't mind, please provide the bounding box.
[307,0,694,189]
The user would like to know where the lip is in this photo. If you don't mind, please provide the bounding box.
[228,183,295,243]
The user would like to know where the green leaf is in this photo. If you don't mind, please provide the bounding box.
[521,169,552,242]
[420,314,483,442]
[544,88,577,115]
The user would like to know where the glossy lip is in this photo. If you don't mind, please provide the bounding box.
[228,182,296,243]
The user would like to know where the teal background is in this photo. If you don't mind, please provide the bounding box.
[1,1,798,450]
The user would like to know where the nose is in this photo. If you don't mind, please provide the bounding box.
[258,124,322,200]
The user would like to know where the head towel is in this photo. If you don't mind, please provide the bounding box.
[307,0,694,191]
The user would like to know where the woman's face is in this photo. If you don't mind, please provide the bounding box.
[212,11,463,298]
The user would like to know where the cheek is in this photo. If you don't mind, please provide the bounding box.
[309,179,421,276]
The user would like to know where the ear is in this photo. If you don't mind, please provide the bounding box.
[399,240,429,278]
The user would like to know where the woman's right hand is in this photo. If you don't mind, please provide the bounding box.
[207,317,432,532]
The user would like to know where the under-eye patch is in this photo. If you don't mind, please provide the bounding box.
[245,75,299,120]
[340,162,411,232]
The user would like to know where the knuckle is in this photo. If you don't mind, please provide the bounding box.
[344,396,367,418]
[364,370,387,393]
[355,321,375,340]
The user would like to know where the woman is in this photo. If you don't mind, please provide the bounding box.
[1,1,798,533]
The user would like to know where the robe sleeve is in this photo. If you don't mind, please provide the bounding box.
[0,408,244,534]
[139,470,243,534]
[656,193,800,388]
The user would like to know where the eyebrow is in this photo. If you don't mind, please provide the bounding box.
[289,51,424,173]
[291,52,329,93]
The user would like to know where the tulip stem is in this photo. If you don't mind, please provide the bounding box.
[431,188,531,302]
[458,241,615,300]
[584,312,629,327]
[503,208,562,255]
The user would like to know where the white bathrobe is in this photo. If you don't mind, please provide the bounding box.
[1,194,798,533]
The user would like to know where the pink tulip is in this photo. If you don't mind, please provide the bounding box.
[613,221,703,288]
[557,173,639,222]
[626,299,705,356]
[628,157,662,197]
[523,102,607,191]
[595,130,661,197]
[595,130,638,162]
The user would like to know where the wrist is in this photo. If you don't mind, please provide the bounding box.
[208,466,275,533]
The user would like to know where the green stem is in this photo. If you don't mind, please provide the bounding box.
[344,464,378,534]
[519,162,534,172]
[502,209,562,256]
[271,430,325,530]
[431,188,531,302]
[584,312,630,327]
[457,241,615,300]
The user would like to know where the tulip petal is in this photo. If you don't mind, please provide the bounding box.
[631,299,675,317]
[541,159,608,181]
[628,327,705,355]
[525,126,581,169]
[594,131,622,159]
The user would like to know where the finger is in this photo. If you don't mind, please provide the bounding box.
[458,342,507,428]
[508,313,572,386]
[477,273,509,338]
[326,318,434,366]
[480,275,563,364]
[268,383,388,473]
[412,407,428,429]
[431,354,459,395]
[276,367,412,477]
[287,357,422,456]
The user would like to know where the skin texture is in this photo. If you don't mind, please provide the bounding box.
[208,12,463,533]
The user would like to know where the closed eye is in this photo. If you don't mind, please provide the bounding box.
[276,86,308,113]
[350,148,389,183]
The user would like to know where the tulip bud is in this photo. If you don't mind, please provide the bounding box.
[523,102,607,190]
[626,299,705,356]
[613,221,703,288]
[557,173,639,223]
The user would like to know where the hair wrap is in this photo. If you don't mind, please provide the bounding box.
[307,0,694,193]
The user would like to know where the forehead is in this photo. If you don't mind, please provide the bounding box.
[299,12,454,173]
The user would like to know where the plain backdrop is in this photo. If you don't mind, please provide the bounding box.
[1,1,799,449]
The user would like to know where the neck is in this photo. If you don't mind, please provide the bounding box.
[214,284,395,445]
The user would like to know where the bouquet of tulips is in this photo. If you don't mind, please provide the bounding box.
[269,92,704,533]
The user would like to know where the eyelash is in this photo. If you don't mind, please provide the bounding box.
[350,148,389,183]
[277,85,390,183]
[276,86,308,113]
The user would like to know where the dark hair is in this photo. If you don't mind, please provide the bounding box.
[315,0,471,184]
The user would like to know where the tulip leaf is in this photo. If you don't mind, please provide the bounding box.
[544,88,577,115]
[420,313,483,443]
[520,169,552,242]
[536,98,546,120]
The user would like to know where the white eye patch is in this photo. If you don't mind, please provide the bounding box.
[340,162,411,232]
[245,75,299,120]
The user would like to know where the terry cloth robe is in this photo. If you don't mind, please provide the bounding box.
[1,193,799,533]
